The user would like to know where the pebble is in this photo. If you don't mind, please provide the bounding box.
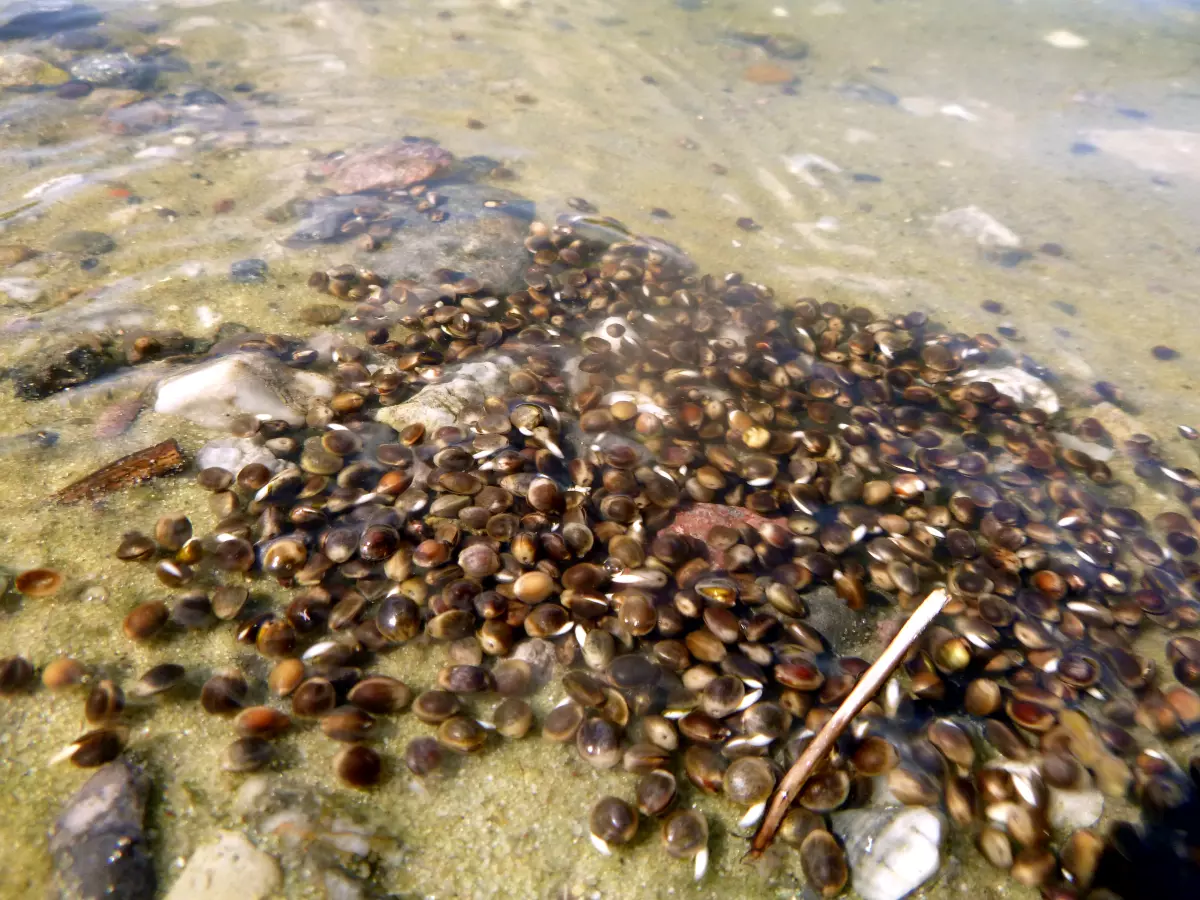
[51,231,115,255]
[958,366,1059,415]
[0,277,45,305]
[164,831,281,900]
[510,639,557,687]
[0,5,101,40]
[53,30,109,51]
[0,244,35,267]
[374,357,514,434]
[1084,127,1200,178]
[1049,786,1105,830]
[154,353,335,428]
[299,304,343,325]
[661,502,786,568]
[56,81,93,99]
[315,139,454,193]
[288,181,534,296]
[1044,30,1089,49]
[195,437,283,475]
[932,206,1021,248]
[49,761,156,900]
[69,53,156,90]
[830,807,943,900]
[230,259,268,284]
[0,52,69,88]
[742,63,795,85]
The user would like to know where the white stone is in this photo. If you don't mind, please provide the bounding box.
[831,807,943,900]
[511,639,557,686]
[784,153,843,189]
[0,277,44,305]
[165,831,281,900]
[374,357,513,434]
[1044,30,1089,49]
[932,206,1021,248]
[960,365,1059,414]
[1053,431,1113,462]
[195,437,282,475]
[154,353,333,428]
[1085,128,1200,179]
[1049,786,1104,830]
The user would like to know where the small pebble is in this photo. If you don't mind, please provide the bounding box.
[1039,242,1065,256]
[1070,142,1099,155]
[466,118,485,130]
[1151,345,1179,361]
[56,81,92,99]
[742,63,794,85]
[567,197,596,213]
[736,217,761,231]
[230,258,268,284]
[992,249,1032,268]
[650,208,673,219]
[981,300,1004,314]
[51,231,115,255]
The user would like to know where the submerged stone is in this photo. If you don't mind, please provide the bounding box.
[10,331,202,399]
[154,352,334,428]
[285,181,534,295]
[230,258,268,283]
[11,335,123,399]
[0,4,102,41]
[51,230,115,255]
[48,759,156,900]
[374,357,515,434]
[69,52,156,89]
[830,807,943,900]
[314,138,454,193]
[164,830,281,900]
[195,437,282,475]
[0,52,69,87]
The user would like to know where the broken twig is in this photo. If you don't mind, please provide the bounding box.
[53,439,186,504]
[749,587,950,857]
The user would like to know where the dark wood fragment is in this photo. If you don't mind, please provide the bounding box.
[54,439,186,504]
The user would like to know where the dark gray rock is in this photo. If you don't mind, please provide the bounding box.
[51,230,114,255]
[285,181,534,295]
[52,27,107,50]
[803,585,858,650]
[230,258,268,283]
[837,79,899,106]
[9,330,204,399]
[69,52,156,89]
[180,88,225,107]
[0,3,101,41]
[49,760,156,900]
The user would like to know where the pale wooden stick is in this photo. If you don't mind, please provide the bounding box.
[749,587,950,858]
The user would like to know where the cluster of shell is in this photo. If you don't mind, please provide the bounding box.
[5,216,1200,896]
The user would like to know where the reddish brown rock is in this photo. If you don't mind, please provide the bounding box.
[662,503,787,567]
[316,140,454,194]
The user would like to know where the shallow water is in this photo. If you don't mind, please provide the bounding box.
[1,0,1199,897]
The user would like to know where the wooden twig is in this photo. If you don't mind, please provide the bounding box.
[749,587,950,858]
[53,439,186,504]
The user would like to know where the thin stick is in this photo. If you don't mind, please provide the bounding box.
[748,587,950,858]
